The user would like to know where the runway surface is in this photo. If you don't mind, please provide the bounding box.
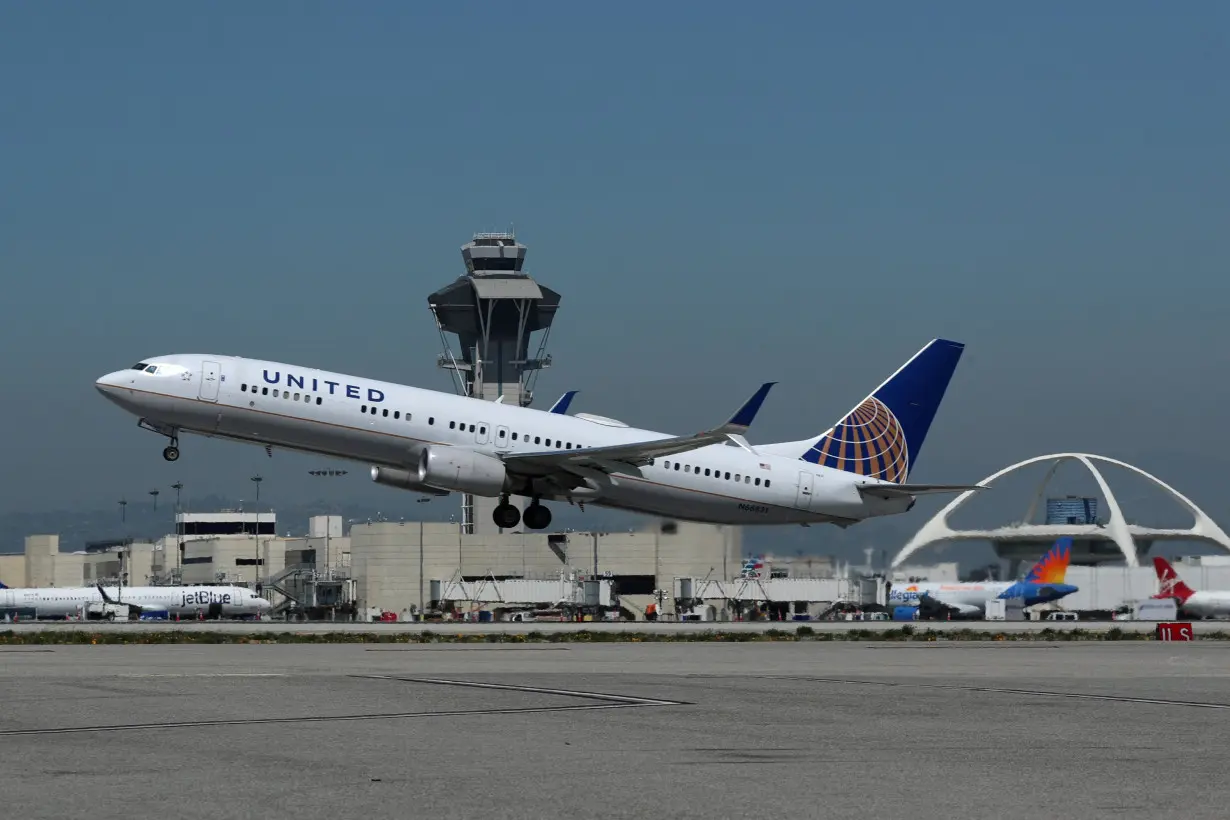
[2,641,1226,820]
[1,617,1217,635]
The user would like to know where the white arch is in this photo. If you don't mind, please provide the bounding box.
[891,453,1230,568]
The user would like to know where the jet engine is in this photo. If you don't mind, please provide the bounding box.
[370,466,450,496]
[416,445,508,496]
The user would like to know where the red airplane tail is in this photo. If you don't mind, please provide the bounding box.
[1152,557,1195,603]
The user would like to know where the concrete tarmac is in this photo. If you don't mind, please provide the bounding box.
[1,617,1220,634]
[1,641,1227,820]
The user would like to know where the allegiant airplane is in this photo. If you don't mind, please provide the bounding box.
[887,537,1079,616]
[95,338,982,532]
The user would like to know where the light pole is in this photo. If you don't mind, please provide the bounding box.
[250,475,263,587]
[118,498,127,522]
[171,482,184,581]
[149,489,159,510]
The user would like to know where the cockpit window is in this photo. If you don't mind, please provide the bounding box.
[145,365,158,373]
[131,362,149,370]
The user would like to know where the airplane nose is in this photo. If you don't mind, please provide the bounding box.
[95,371,122,393]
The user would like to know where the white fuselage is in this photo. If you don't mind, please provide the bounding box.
[1181,591,1230,619]
[96,354,916,527]
[0,585,270,618]
[889,583,1011,609]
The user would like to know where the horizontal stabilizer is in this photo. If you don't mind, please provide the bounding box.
[857,482,986,500]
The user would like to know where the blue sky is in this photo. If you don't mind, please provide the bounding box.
[2,2,1228,556]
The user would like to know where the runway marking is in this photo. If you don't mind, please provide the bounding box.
[363,647,571,653]
[773,676,1230,710]
[354,675,691,707]
[0,677,689,737]
[113,673,287,678]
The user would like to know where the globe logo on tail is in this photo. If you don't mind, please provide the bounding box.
[811,396,909,484]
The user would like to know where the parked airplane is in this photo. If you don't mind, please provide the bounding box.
[1152,557,1230,618]
[95,338,981,532]
[0,581,271,619]
[887,537,1078,616]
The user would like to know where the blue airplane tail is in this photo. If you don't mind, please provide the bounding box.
[0,581,7,589]
[792,339,965,483]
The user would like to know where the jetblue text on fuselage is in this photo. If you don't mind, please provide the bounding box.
[263,371,384,403]
[181,590,234,607]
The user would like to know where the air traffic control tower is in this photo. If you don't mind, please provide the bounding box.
[428,232,561,534]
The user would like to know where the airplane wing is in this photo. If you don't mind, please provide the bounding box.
[502,382,777,476]
[921,593,982,616]
[857,483,987,500]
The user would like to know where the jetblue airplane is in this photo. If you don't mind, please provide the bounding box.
[0,581,271,619]
[95,338,980,532]
[887,538,1079,616]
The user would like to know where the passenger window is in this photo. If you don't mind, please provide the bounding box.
[294,392,301,401]
[316,397,322,405]
[361,405,367,413]
[512,433,518,440]
[304,394,310,403]
[272,389,279,398]
[406,413,412,421]
[382,409,389,417]
[674,463,681,471]
[755,477,761,486]
[450,421,456,429]
[498,429,506,438]
[394,411,400,419]
[705,468,711,476]
[480,426,486,434]
[765,479,771,487]
[469,424,476,433]
[724,472,731,480]
[566,443,572,449]
[241,384,248,392]
[745,476,751,484]
[535,436,541,444]
[555,440,561,448]
[262,387,269,395]
[735,474,741,482]
[428,417,434,425]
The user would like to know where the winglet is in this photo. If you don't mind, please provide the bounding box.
[725,382,777,431]
[548,391,579,415]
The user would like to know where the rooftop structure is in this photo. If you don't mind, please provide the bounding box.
[891,453,1230,568]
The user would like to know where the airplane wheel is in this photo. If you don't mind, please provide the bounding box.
[163,446,180,462]
[492,504,521,529]
[523,504,552,530]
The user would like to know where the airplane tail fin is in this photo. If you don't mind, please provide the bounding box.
[1152,557,1196,603]
[1023,537,1073,584]
[786,338,965,483]
[0,581,7,589]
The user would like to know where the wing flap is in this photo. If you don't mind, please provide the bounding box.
[503,382,776,474]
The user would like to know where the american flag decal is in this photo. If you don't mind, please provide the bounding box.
[759,462,771,470]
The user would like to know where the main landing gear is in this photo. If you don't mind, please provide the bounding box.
[490,497,553,531]
[163,445,180,462]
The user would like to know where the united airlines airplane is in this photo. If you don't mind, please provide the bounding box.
[0,581,271,619]
[95,338,980,532]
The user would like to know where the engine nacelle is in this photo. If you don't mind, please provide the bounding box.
[417,445,508,497]
[370,466,449,496]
